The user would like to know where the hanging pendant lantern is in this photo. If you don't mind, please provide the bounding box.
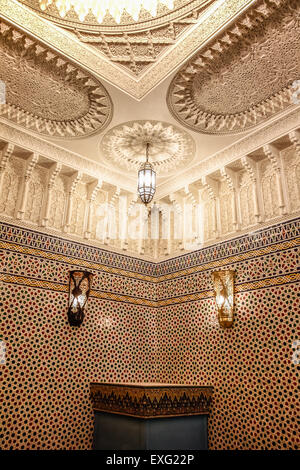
[138,142,156,204]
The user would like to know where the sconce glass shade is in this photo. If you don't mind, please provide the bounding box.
[138,161,156,204]
[212,270,235,328]
[68,271,93,326]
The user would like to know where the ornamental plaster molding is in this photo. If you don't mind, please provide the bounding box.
[157,106,300,199]
[1,105,300,200]
[69,2,212,77]
[0,0,255,99]
[0,143,14,172]
[0,119,299,259]
[0,120,136,192]
[18,0,206,31]
[0,18,113,138]
[100,120,195,175]
[167,0,300,134]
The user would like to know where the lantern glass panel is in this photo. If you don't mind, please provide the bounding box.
[138,163,156,204]
[68,271,93,326]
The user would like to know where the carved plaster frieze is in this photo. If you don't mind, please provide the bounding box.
[100,120,195,175]
[0,120,299,260]
[167,0,300,134]
[0,120,136,192]
[157,106,300,199]
[17,2,213,78]
[0,0,255,99]
[0,19,113,138]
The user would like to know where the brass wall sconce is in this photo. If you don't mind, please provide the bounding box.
[68,270,93,326]
[212,270,235,328]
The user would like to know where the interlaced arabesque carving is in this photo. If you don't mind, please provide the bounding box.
[0,20,113,138]
[167,0,300,134]
[19,0,201,29]
[18,0,211,75]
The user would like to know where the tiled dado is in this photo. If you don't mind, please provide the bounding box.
[0,247,156,303]
[155,282,299,450]
[1,218,299,276]
[1,218,300,306]
[0,220,159,450]
[1,217,299,450]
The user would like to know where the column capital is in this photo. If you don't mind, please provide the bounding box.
[0,142,14,172]
[241,155,257,182]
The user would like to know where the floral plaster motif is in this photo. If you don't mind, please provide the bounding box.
[19,0,203,29]
[100,120,195,175]
[17,0,214,75]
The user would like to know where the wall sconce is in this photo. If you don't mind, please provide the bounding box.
[212,270,235,328]
[68,271,93,327]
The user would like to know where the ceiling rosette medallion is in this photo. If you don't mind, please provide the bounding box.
[167,0,300,135]
[100,120,195,175]
[0,20,113,138]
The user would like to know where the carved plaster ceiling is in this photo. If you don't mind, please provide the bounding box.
[0,0,299,199]
[1,0,257,99]
[0,18,113,138]
[19,0,206,29]
[18,0,213,76]
[100,120,195,175]
[167,0,300,134]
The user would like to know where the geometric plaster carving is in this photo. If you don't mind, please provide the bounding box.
[72,4,210,76]
[18,1,213,76]
[0,19,113,138]
[167,0,300,134]
[157,107,300,199]
[100,120,195,175]
[2,0,255,100]
[19,0,207,29]
[73,11,200,76]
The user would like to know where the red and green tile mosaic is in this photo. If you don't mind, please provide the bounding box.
[0,218,299,449]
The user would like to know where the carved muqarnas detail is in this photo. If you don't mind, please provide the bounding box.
[0,20,113,138]
[90,384,213,418]
[73,7,205,76]
[167,0,300,134]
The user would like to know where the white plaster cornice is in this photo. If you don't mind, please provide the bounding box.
[0,120,137,192]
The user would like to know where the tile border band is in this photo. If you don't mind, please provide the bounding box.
[1,217,299,276]
[1,271,299,308]
[0,241,156,283]
[156,238,300,282]
[1,236,299,283]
